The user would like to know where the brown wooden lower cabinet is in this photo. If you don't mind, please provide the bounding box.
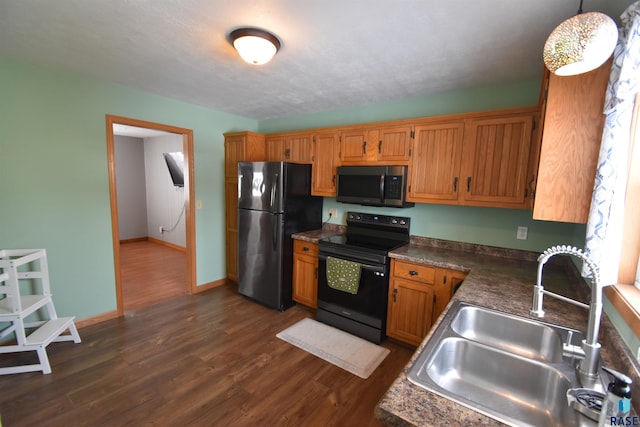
[387,259,467,346]
[292,240,319,308]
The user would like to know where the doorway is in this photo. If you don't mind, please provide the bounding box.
[106,115,196,315]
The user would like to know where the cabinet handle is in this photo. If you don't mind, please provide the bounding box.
[333,175,336,185]
[315,267,318,279]
[285,148,291,159]
[443,275,447,284]
[466,176,472,192]
[378,140,382,153]
[453,177,459,192]
[363,141,367,154]
[527,175,536,199]
[393,288,397,303]
[303,246,310,251]
[409,270,418,276]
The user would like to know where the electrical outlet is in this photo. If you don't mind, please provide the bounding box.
[516,226,528,240]
[159,226,164,234]
[196,199,203,210]
[328,208,338,219]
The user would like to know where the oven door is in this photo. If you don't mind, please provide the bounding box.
[316,252,389,341]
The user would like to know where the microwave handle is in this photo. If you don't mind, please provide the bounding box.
[379,174,385,204]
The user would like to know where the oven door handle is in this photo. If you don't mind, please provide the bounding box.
[319,254,386,274]
[379,174,385,204]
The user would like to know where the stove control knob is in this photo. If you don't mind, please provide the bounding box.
[391,218,398,224]
[348,213,354,220]
[399,219,407,225]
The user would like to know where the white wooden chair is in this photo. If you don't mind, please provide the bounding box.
[0,249,81,375]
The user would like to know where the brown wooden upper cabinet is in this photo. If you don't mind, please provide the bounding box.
[408,121,465,203]
[407,111,535,209]
[266,133,313,163]
[461,114,534,208]
[311,131,340,196]
[532,60,611,224]
[225,131,266,178]
[339,126,412,164]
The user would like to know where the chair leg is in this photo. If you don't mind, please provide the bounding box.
[68,322,81,343]
[36,346,52,374]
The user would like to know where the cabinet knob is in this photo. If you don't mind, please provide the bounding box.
[303,246,310,251]
[409,270,418,276]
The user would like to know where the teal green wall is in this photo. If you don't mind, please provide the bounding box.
[321,199,586,252]
[0,59,258,320]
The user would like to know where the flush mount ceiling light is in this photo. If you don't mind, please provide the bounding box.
[543,0,618,76]
[230,27,281,65]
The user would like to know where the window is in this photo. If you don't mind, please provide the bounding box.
[606,93,640,339]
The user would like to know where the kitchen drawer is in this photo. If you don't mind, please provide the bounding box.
[294,240,318,257]
[393,260,436,283]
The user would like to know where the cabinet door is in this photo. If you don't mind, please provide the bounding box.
[408,122,464,203]
[387,277,435,346]
[224,135,245,178]
[339,129,372,163]
[224,132,266,178]
[292,241,318,308]
[266,135,285,161]
[285,134,313,163]
[433,269,467,324]
[312,132,339,196]
[461,115,533,208]
[533,61,610,223]
[377,126,412,161]
[225,177,239,281]
[448,270,467,295]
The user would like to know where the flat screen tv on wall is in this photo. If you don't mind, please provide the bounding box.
[163,152,184,188]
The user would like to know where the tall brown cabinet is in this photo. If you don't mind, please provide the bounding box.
[224,132,266,282]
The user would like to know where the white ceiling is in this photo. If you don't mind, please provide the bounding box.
[0,0,633,121]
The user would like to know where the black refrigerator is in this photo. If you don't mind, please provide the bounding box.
[237,161,323,311]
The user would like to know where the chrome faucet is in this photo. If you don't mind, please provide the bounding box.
[531,245,610,384]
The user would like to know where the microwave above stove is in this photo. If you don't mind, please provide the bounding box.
[336,165,414,208]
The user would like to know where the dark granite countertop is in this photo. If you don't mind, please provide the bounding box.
[376,237,640,426]
[291,223,345,243]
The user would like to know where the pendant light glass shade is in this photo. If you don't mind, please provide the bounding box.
[543,12,618,76]
[230,28,281,65]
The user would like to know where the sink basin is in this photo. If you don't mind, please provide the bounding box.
[450,304,565,362]
[407,301,590,427]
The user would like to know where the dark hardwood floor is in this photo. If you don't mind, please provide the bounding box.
[0,285,414,426]
[120,240,188,312]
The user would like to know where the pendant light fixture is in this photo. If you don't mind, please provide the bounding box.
[230,28,281,65]
[543,0,618,76]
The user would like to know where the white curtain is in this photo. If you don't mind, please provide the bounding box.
[584,1,640,287]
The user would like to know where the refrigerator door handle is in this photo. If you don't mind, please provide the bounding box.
[270,173,279,211]
[273,215,279,251]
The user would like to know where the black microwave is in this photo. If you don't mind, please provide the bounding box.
[336,165,414,208]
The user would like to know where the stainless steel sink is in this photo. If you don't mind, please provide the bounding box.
[407,301,592,427]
